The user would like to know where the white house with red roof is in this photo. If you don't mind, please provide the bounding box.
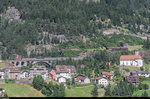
[120,55,143,67]
[102,72,114,79]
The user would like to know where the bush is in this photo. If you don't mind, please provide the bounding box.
[32,75,44,90]
[5,79,15,84]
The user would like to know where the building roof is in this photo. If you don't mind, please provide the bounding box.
[102,72,113,76]
[55,65,69,73]
[57,76,67,79]
[4,67,20,73]
[132,72,150,75]
[0,86,3,89]
[75,74,88,81]
[66,65,76,73]
[30,65,47,70]
[20,70,30,74]
[120,55,142,60]
[95,77,107,80]
[48,69,56,80]
[125,76,139,83]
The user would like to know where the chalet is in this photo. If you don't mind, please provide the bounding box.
[75,74,90,84]
[48,69,56,80]
[4,67,20,80]
[30,65,48,80]
[67,65,76,76]
[55,65,70,80]
[120,55,143,67]
[125,75,139,84]
[94,77,108,87]
[55,65,76,81]
[130,72,150,78]
[20,70,30,80]
[102,72,114,79]
[57,76,67,84]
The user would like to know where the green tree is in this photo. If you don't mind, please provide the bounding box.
[32,75,44,90]
[91,84,98,97]
[104,85,112,96]
[141,91,148,97]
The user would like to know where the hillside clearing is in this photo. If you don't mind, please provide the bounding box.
[0,83,45,97]
[65,86,104,97]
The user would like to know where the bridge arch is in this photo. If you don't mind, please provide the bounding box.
[35,61,52,68]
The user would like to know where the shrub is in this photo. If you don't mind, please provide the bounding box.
[5,79,15,84]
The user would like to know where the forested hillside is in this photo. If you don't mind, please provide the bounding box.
[0,0,150,59]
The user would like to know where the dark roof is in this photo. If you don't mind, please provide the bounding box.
[75,74,88,81]
[125,76,139,83]
[137,72,150,74]
[20,70,30,74]
[67,65,76,73]
[55,65,69,73]
[57,76,67,79]
[95,77,107,80]
[131,72,150,75]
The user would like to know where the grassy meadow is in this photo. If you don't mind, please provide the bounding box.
[0,83,45,97]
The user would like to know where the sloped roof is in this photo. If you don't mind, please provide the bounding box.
[125,76,139,83]
[55,65,69,73]
[102,72,113,76]
[4,67,20,73]
[120,55,142,60]
[75,74,88,81]
[66,65,76,73]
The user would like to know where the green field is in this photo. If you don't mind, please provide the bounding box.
[0,62,6,68]
[133,79,150,96]
[65,85,105,97]
[128,45,142,51]
[122,66,141,72]
[0,83,45,97]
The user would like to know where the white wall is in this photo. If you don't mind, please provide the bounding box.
[97,78,108,87]
[120,59,143,67]
[56,72,71,80]
[58,77,66,83]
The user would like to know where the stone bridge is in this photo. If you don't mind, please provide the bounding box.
[9,57,83,67]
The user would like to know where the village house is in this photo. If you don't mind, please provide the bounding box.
[130,72,150,78]
[120,55,143,67]
[48,69,56,81]
[57,76,67,84]
[20,70,30,80]
[102,72,114,79]
[0,69,4,80]
[67,65,76,76]
[75,74,90,84]
[55,65,76,81]
[4,67,20,80]
[30,65,48,80]
[125,75,140,84]
[94,77,108,87]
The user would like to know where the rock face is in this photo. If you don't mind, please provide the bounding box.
[5,7,21,21]
[103,29,121,35]
[26,44,53,57]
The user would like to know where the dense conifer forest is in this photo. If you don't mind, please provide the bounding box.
[0,0,150,59]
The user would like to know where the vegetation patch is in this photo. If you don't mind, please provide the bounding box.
[65,86,104,97]
[0,83,45,97]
